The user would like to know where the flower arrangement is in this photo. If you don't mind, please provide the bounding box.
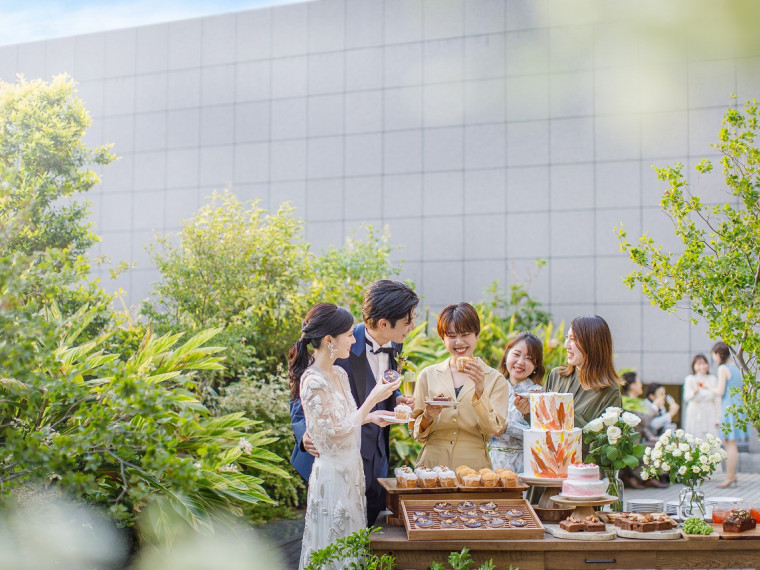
[583,407,647,471]
[641,429,726,485]
[583,407,647,511]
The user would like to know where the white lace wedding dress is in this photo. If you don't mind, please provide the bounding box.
[298,366,366,570]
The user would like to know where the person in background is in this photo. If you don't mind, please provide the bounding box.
[643,383,679,437]
[489,332,545,474]
[412,302,509,469]
[683,354,721,440]
[619,371,667,488]
[712,341,747,488]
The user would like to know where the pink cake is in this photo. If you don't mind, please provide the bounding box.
[561,463,606,497]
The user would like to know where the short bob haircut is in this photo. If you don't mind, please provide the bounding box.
[436,302,480,339]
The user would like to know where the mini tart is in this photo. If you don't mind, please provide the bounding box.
[434,502,453,512]
[505,509,523,518]
[440,519,459,528]
[486,517,506,527]
[480,501,498,511]
[463,518,483,528]
[481,509,501,519]
[415,517,435,527]
[438,510,458,520]
[509,518,527,527]
[460,509,478,518]
[457,500,476,511]
[412,511,427,517]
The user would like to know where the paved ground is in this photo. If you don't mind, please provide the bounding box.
[261,452,760,569]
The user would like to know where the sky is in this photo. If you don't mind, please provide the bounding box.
[0,0,306,46]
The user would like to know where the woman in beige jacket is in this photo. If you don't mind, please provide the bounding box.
[412,303,510,469]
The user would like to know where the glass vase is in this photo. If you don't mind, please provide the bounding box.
[602,468,624,512]
[678,479,706,520]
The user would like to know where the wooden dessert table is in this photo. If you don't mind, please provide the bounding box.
[370,522,760,569]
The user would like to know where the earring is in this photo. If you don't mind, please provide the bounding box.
[327,341,337,360]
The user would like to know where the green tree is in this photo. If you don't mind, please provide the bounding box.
[0,74,114,258]
[617,97,760,431]
[143,190,400,381]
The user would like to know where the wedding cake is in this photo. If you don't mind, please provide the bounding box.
[523,392,581,478]
[561,463,607,497]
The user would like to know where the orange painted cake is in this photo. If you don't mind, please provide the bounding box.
[523,392,581,478]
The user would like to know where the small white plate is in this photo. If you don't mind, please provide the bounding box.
[424,399,457,407]
[376,413,411,424]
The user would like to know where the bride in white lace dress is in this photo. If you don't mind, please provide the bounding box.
[288,303,400,570]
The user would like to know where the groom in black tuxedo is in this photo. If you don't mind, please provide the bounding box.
[290,280,419,525]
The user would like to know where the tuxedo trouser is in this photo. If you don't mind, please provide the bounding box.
[362,452,387,527]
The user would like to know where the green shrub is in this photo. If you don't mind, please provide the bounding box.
[144,191,401,383]
[217,372,307,523]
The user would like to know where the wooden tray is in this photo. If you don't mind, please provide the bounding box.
[380,478,459,494]
[712,523,760,540]
[400,498,544,540]
[455,482,530,493]
[680,529,720,541]
[545,524,616,541]
[615,527,681,540]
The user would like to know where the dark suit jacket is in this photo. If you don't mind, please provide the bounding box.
[289,323,401,481]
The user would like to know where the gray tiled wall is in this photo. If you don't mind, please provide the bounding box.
[1,0,758,385]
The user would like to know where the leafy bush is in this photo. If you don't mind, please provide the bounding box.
[144,191,400,383]
[217,372,307,523]
[304,527,395,570]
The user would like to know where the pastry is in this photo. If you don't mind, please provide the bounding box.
[455,356,474,372]
[438,468,457,487]
[394,404,412,420]
[481,471,499,488]
[463,518,483,528]
[434,502,453,512]
[438,511,458,520]
[486,517,506,527]
[415,516,434,527]
[382,369,401,383]
[510,518,527,527]
[417,469,439,488]
[460,509,478,518]
[505,509,523,518]
[481,509,501,519]
[396,470,418,488]
[723,509,756,533]
[584,515,606,532]
[480,501,498,511]
[497,469,519,487]
[457,500,476,511]
[462,473,481,487]
[440,519,459,528]
[559,517,585,532]
[456,467,476,484]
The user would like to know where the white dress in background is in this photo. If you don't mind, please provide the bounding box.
[683,373,721,440]
[298,366,366,570]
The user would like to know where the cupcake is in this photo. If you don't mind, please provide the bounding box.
[498,469,518,488]
[394,404,412,421]
[438,468,457,488]
[462,473,481,488]
[481,471,499,488]
[417,469,439,488]
[397,471,418,488]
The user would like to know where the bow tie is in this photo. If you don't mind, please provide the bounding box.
[365,337,395,356]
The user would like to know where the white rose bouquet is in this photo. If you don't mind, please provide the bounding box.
[583,407,646,471]
[641,429,726,485]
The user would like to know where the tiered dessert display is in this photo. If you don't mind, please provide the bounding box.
[519,392,582,513]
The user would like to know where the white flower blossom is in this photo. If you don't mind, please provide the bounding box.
[607,425,622,443]
[662,462,671,472]
[586,418,605,433]
[645,447,652,456]
[621,412,641,427]
[692,465,701,474]
[641,471,650,480]
[678,443,690,452]
[601,411,619,426]
[605,406,623,415]
[699,443,710,454]
[653,460,661,468]
[672,448,682,457]
[643,455,650,465]
[219,464,241,473]
[663,428,672,438]
[685,434,694,444]
[675,429,685,438]
[684,452,691,461]
[238,437,253,454]
[678,465,687,476]
[651,449,662,460]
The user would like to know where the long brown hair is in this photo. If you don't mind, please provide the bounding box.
[499,332,545,384]
[560,315,623,390]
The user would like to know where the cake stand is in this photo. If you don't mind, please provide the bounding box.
[549,494,617,520]
[518,474,564,509]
